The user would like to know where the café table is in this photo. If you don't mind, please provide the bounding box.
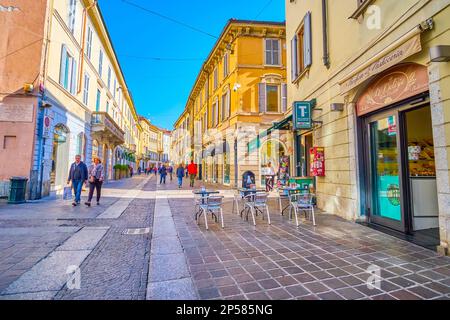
[193,189,220,222]
[237,188,266,217]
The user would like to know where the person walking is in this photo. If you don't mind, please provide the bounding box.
[187,160,198,188]
[85,157,104,207]
[67,155,88,207]
[167,164,173,181]
[176,164,185,188]
[129,165,134,177]
[159,164,167,184]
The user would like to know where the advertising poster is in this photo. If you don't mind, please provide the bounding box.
[310,147,325,177]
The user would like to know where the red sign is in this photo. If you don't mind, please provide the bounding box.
[44,116,50,128]
[310,147,325,177]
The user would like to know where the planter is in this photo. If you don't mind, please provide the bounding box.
[114,169,121,180]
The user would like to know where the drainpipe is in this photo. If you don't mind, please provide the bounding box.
[77,0,98,94]
[322,0,330,69]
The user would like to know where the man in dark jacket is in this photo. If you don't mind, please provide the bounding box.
[67,155,88,206]
[159,164,167,184]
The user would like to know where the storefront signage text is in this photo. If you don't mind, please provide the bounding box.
[293,101,312,130]
[340,34,422,94]
[357,63,429,116]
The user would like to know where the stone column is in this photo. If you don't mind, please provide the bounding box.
[428,62,450,256]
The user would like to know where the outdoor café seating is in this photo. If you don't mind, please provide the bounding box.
[288,192,316,227]
[242,192,271,226]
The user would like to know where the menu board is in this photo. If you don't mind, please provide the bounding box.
[310,147,325,177]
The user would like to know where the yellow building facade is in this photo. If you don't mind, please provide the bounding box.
[173,20,288,187]
[286,0,450,254]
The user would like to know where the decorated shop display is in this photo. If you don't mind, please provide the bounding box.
[408,138,435,176]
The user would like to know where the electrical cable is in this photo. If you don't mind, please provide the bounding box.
[120,0,218,39]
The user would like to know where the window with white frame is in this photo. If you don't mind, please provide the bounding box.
[96,89,101,112]
[98,49,103,76]
[213,67,218,90]
[213,100,219,126]
[266,85,279,112]
[291,12,312,81]
[223,52,229,78]
[258,82,287,113]
[107,67,111,90]
[265,39,281,66]
[86,26,93,59]
[113,79,117,99]
[68,0,76,34]
[221,89,230,121]
[59,45,77,94]
[83,73,90,105]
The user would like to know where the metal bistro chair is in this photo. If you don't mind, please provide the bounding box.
[277,188,290,214]
[288,193,316,227]
[232,189,245,215]
[198,195,224,230]
[243,192,271,226]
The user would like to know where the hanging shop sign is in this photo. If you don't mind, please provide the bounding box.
[293,101,313,130]
[310,147,325,177]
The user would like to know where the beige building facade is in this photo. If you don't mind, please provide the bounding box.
[286,0,450,254]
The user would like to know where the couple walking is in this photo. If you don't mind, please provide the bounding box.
[176,160,197,188]
[67,155,104,207]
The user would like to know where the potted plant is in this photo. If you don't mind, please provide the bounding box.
[113,164,121,180]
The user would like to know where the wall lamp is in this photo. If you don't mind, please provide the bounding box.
[430,46,450,62]
[330,103,344,112]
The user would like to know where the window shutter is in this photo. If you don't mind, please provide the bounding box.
[291,36,298,81]
[70,59,77,94]
[304,11,312,69]
[258,83,266,113]
[60,45,68,86]
[227,90,231,118]
[281,84,287,112]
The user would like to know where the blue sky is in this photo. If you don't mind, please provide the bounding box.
[99,0,285,129]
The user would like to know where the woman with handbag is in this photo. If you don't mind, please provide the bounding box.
[85,157,104,207]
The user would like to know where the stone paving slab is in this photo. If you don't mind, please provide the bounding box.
[158,177,450,300]
[2,249,91,294]
[0,291,58,300]
[56,227,109,251]
[97,178,149,219]
[149,253,190,282]
[147,277,198,300]
[152,237,184,255]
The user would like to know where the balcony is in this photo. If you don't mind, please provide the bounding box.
[91,112,125,145]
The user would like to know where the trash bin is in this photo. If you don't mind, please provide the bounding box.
[8,177,28,204]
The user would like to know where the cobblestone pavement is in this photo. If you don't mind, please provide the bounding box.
[0,175,155,300]
[160,178,450,300]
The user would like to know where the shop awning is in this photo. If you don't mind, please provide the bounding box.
[247,115,292,153]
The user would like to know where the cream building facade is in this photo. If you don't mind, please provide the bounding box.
[286,0,450,254]
[0,0,142,199]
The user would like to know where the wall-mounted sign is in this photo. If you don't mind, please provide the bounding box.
[356,63,429,116]
[43,115,52,138]
[293,101,313,130]
[310,147,325,177]
[340,34,422,94]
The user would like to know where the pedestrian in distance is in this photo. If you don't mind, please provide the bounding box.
[85,157,104,207]
[176,164,185,188]
[129,165,134,177]
[67,154,88,207]
[167,164,173,181]
[159,164,167,184]
[187,160,198,188]
[153,166,157,176]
